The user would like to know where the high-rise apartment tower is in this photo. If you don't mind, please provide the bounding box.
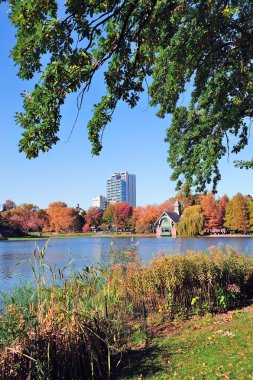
[106,172,136,207]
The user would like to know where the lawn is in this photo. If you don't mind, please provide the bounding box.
[117,306,253,379]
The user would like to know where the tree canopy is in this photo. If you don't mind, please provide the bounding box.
[2,0,253,192]
[177,205,204,237]
[224,193,250,232]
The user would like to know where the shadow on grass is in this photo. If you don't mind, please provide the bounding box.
[113,344,165,379]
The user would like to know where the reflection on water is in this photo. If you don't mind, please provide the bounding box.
[1,236,253,294]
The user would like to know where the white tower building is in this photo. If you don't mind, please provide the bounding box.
[106,172,136,207]
[92,195,108,210]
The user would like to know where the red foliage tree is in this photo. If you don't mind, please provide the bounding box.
[85,207,103,228]
[9,204,44,233]
[2,199,16,211]
[217,194,229,228]
[113,202,133,231]
[82,224,91,233]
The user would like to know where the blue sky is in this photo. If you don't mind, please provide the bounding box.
[1,3,253,210]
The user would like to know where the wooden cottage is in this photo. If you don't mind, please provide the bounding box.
[155,201,182,237]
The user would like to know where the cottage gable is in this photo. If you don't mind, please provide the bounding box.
[155,202,182,237]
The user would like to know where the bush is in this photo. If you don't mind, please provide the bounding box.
[82,224,91,233]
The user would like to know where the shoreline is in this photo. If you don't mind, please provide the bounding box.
[3,233,253,241]
[203,234,252,238]
[4,232,155,241]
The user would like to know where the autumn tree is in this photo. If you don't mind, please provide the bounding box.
[33,208,49,232]
[168,187,196,210]
[2,1,253,192]
[102,204,115,230]
[131,200,175,233]
[2,200,16,211]
[200,193,219,231]
[217,194,229,228]
[156,201,174,215]
[85,207,103,229]
[132,207,145,233]
[132,205,162,233]
[46,202,79,232]
[247,197,253,231]
[8,203,44,234]
[1,201,17,228]
[46,202,67,232]
[82,224,91,233]
[224,193,249,232]
[71,214,85,232]
[177,206,204,238]
[113,203,133,231]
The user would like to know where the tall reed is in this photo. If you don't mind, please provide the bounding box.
[0,243,128,379]
[109,246,253,318]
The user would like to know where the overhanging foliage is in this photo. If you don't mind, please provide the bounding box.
[2,0,253,191]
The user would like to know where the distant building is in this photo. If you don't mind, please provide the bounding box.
[106,172,136,207]
[92,195,108,210]
[75,203,84,214]
[155,201,182,237]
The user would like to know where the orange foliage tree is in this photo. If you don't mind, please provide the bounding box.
[200,193,219,231]
[224,193,250,232]
[132,205,165,233]
[156,200,174,215]
[131,200,174,234]
[168,186,196,209]
[46,202,80,232]
[131,207,145,233]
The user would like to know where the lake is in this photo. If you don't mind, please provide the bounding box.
[1,236,253,294]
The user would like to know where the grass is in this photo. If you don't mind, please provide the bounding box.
[7,232,93,240]
[116,306,253,379]
[7,237,49,241]
[6,232,155,240]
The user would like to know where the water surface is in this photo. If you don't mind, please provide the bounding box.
[1,236,253,294]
